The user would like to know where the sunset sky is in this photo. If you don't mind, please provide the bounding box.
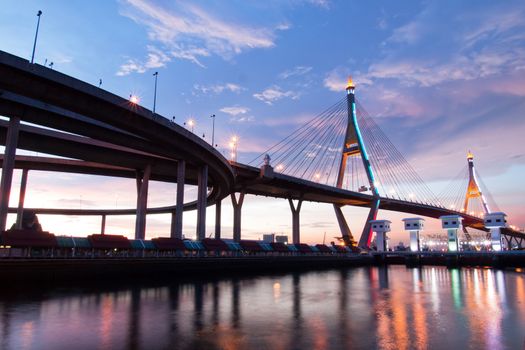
[1,0,524,244]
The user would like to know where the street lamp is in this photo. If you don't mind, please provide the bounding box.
[210,114,216,147]
[188,119,195,133]
[31,10,43,64]
[129,94,139,104]
[229,136,239,162]
[152,71,158,114]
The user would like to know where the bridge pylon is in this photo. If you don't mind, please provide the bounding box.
[333,77,380,248]
[463,151,490,215]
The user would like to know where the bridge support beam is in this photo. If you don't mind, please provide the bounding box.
[231,191,245,242]
[333,204,353,246]
[196,165,208,240]
[135,164,151,240]
[358,197,380,248]
[215,199,221,239]
[15,169,29,229]
[288,196,303,244]
[0,116,20,232]
[171,160,185,239]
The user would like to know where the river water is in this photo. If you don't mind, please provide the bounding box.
[0,266,524,350]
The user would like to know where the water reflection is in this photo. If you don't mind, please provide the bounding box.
[0,266,524,349]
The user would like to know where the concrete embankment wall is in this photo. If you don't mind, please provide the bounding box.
[0,256,373,284]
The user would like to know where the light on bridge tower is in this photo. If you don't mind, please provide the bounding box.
[463,151,490,214]
[333,76,380,248]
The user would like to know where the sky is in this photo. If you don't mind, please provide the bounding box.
[1,0,524,244]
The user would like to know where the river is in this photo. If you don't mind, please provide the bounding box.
[0,266,524,349]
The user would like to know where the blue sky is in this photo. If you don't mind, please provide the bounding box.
[1,0,524,243]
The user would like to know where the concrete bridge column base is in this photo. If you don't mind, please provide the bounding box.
[231,192,245,242]
[358,197,381,248]
[215,200,221,239]
[196,165,208,241]
[15,169,29,230]
[0,116,20,232]
[288,197,303,244]
[135,164,152,240]
[333,204,353,246]
[171,160,185,239]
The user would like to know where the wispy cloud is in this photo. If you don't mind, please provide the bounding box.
[253,85,300,105]
[220,106,254,123]
[279,65,312,79]
[193,83,244,95]
[220,106,250,116]
[117,45,170,76]
[120,0,284,67]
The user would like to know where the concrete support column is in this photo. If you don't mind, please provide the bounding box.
[171,160,185,239]
[288,197,303,244]
[15,169,29,229]
[0,116,20,232]
[333,204,353,246]
[490,227,503,251]
[231,191,245,242]
[101,214,106,235]
[196,164,208,240]
[135,164,151,240]
[358,197,380,248]
[215,199,221,239]
[170,211,177,238]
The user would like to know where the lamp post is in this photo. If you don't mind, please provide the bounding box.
[229,136,238,162]
[188,119,195,133]
[152,71,158,114]
[210,114,216,147]
[31,10,43,64]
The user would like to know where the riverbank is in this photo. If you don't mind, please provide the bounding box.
[2,251,525,285]
[0,255,372,284]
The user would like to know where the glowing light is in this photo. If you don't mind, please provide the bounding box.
[467,150,474,160]
[231,136,238,143]
[129,95,139,104]
[314,173,321,180]
[470,211,475,215]
[276,164,284,171]
[188,119,195,127]
[229,142,235,148]
[409,193,415,199]
[450,204,456,209]
[346,76,355,90]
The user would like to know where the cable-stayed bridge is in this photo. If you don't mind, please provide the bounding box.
[0,50,523,250]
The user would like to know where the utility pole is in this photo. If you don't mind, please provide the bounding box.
[31,10,43,64]
[152,71,158,114]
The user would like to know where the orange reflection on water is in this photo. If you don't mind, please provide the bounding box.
[99,294,114,350]
[308,316,328,350]
[20,321,34,350]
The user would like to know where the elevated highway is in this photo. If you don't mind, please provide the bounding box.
[1,49,523,244]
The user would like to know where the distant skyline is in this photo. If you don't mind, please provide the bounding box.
[1,0,524,243]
